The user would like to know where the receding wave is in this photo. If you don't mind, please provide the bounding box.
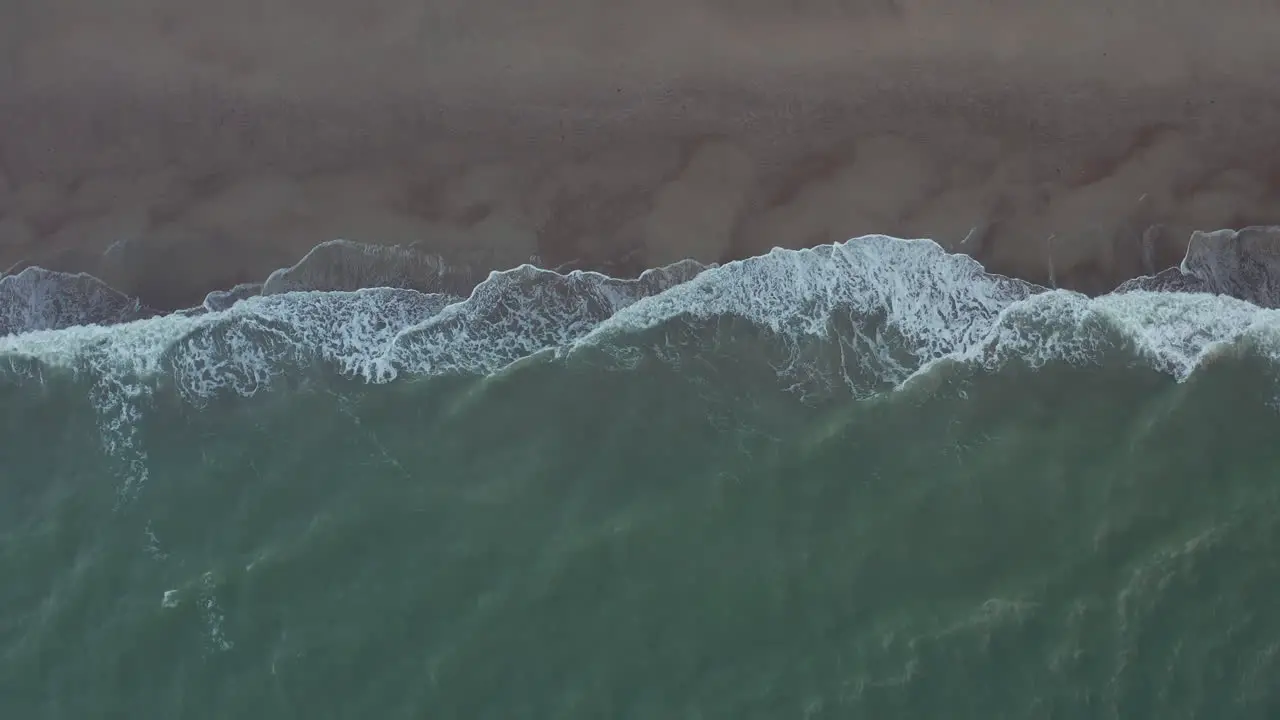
[260,239,478,297]
[1116,226,1280,307]
[0,267,158,335]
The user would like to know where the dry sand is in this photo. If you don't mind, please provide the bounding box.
[4,0,1280,308]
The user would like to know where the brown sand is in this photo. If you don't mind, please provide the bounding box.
[4,0,1280,309]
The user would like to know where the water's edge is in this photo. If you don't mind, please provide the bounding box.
[5,226,1280,340]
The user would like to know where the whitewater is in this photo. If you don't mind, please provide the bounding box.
[3,232,1280,410]
[5,230,1280,719]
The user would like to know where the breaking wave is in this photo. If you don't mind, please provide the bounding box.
[5,229,1280,496]
[5,231,1280,396]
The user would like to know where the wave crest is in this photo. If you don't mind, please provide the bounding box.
[958,289,1276,379]
[7,235,1280,400]
[577,236,1042,394]
[6,233,1280,498]
[166,289,456,399]
[5,232,1280,415]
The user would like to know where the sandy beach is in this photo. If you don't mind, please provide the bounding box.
[4,0,1280,309]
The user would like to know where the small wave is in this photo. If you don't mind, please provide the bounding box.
[199,283,263,313]
[389,259,707,376]
[575,236,1042,394]
[0,239,488,335]
[167,288,458,397]
[261,239,476,297]
[953,289,1280,379]
[0,258,708,392]
[0,267,156,336]
[0,286,458,499]
[1117,226,1280,308]
[571,235,1280,395]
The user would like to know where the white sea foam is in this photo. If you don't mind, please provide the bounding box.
[167,288,456,396]
[5,234,1280,498]
[5,235,1280,396]
[941,288,1280,385]
[0,287,456,499]
[575,236,1041,393]
[0,259,706,390]
[575,237,1280,388]
[389,260,706,376]
[0,258,703,498]
[583,237,1036,351]
[199,572,233,653]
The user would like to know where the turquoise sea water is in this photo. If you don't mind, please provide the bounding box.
[2,237,1279,718]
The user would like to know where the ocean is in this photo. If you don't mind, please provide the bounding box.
[2,235,1279,718]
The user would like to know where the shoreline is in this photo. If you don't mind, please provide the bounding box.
[5,225,1279,339]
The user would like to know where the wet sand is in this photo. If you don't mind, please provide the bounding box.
[4,0,1280,309]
